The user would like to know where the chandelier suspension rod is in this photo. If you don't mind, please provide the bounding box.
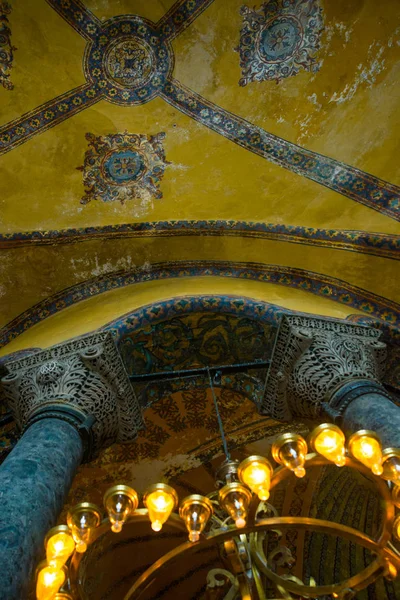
[207,367,231,461]
[129,359,269,382]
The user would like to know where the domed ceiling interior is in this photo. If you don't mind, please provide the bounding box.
[0,0,399,598]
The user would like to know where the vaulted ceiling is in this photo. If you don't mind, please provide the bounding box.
[0,0,399,356]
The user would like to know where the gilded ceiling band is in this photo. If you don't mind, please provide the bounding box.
[1,262,399,349]
[0,220,398,261]
[0,83,101,155]
[156,0,216,41]
[161,79,400,221]
[0,0,398,220]
[45,0,102,41]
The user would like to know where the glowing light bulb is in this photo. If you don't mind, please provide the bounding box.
[45,527,75,569]
[36,564,65,600]
[144,484,178,532]
[238,456,273,501]
[152,520,162,532]
[348,431,383,475]
[294,466,306,478]
[219,483,252,529]
[179,495,213,542]
[310,424,346,467]
[104,485,139,534]
[394,515,400,542]
[272,434,308,478]
[382,451,400,485]
[67,503,101,554]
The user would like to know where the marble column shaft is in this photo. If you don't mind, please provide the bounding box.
[0,418,83,600]
[342,392,400,448]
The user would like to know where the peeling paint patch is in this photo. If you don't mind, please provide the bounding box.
[126,454,203,492]
[329,41,390,104]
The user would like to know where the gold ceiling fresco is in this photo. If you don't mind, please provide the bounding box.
[0,0,399,355]
[1,2,400,596]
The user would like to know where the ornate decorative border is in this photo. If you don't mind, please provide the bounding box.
[0,1,16,90]
[156,0,216,41]
[0,83,101,155]
[45,0,102,41]
[0,1,397,220]
[0,221,398,260]
[1,261,399,349]
[161,79,400,221]
[102,294,284,342]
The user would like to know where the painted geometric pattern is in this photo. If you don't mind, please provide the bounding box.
[237,0,324,86]
[0,0,397,219]
[0,221,399,260]
[0,1,16,90]
[77,132,169,205]
[116,311,276,375]
[162,80,400,220]
[1,262,400,349]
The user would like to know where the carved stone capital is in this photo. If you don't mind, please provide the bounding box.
[1,332,143,461]
[261,315,387,420]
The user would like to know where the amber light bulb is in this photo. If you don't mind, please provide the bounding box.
[237,456,273,501]
[103,485,139,533]
[272,433,308,478]
[179,495,213,542]
[394,515,400,542]
[382,449,400,485]
[67,502,102,553]
[36,563,65,600]
[143,483,178,532]
[45,526,75,569]
[348,430,383,475]
[309,424,346,467]
[219,482,252,528]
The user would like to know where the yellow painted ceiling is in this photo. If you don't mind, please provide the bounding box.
[0,0,399,352]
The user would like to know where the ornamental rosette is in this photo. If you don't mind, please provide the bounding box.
[0,2,17,90]
[77,131,169,205]
[236,0,324,86]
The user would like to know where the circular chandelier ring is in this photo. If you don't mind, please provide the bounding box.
[268,453,395,546]
[124,517,399,599]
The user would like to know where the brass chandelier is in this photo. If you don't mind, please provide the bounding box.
[36,423,400,600]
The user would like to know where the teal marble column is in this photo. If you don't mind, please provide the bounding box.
[0,331,143,600]
[0,418,83,600]
[342,392,400,448]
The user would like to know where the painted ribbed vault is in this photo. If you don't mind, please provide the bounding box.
[0,0,399,598]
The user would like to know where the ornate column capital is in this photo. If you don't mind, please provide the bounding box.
[1,332,143,461]
[261,315,389,421]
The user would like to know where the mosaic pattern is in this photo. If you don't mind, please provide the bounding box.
[77,132,169,205]
[0,83,100,153]
[237,0,323,86]
[0,221,399,261]
[156,0,216,41]
[161,80,400,220]
[46,0,102,41]
[83,16,173,106]
[1,261,399,350]
[0,2,16,90]
[116,311,275,374]
[0,0,397,219]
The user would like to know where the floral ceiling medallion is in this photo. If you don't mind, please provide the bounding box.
[77,131,169,205]
[0,2,17,90]
[237,0,324,86]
